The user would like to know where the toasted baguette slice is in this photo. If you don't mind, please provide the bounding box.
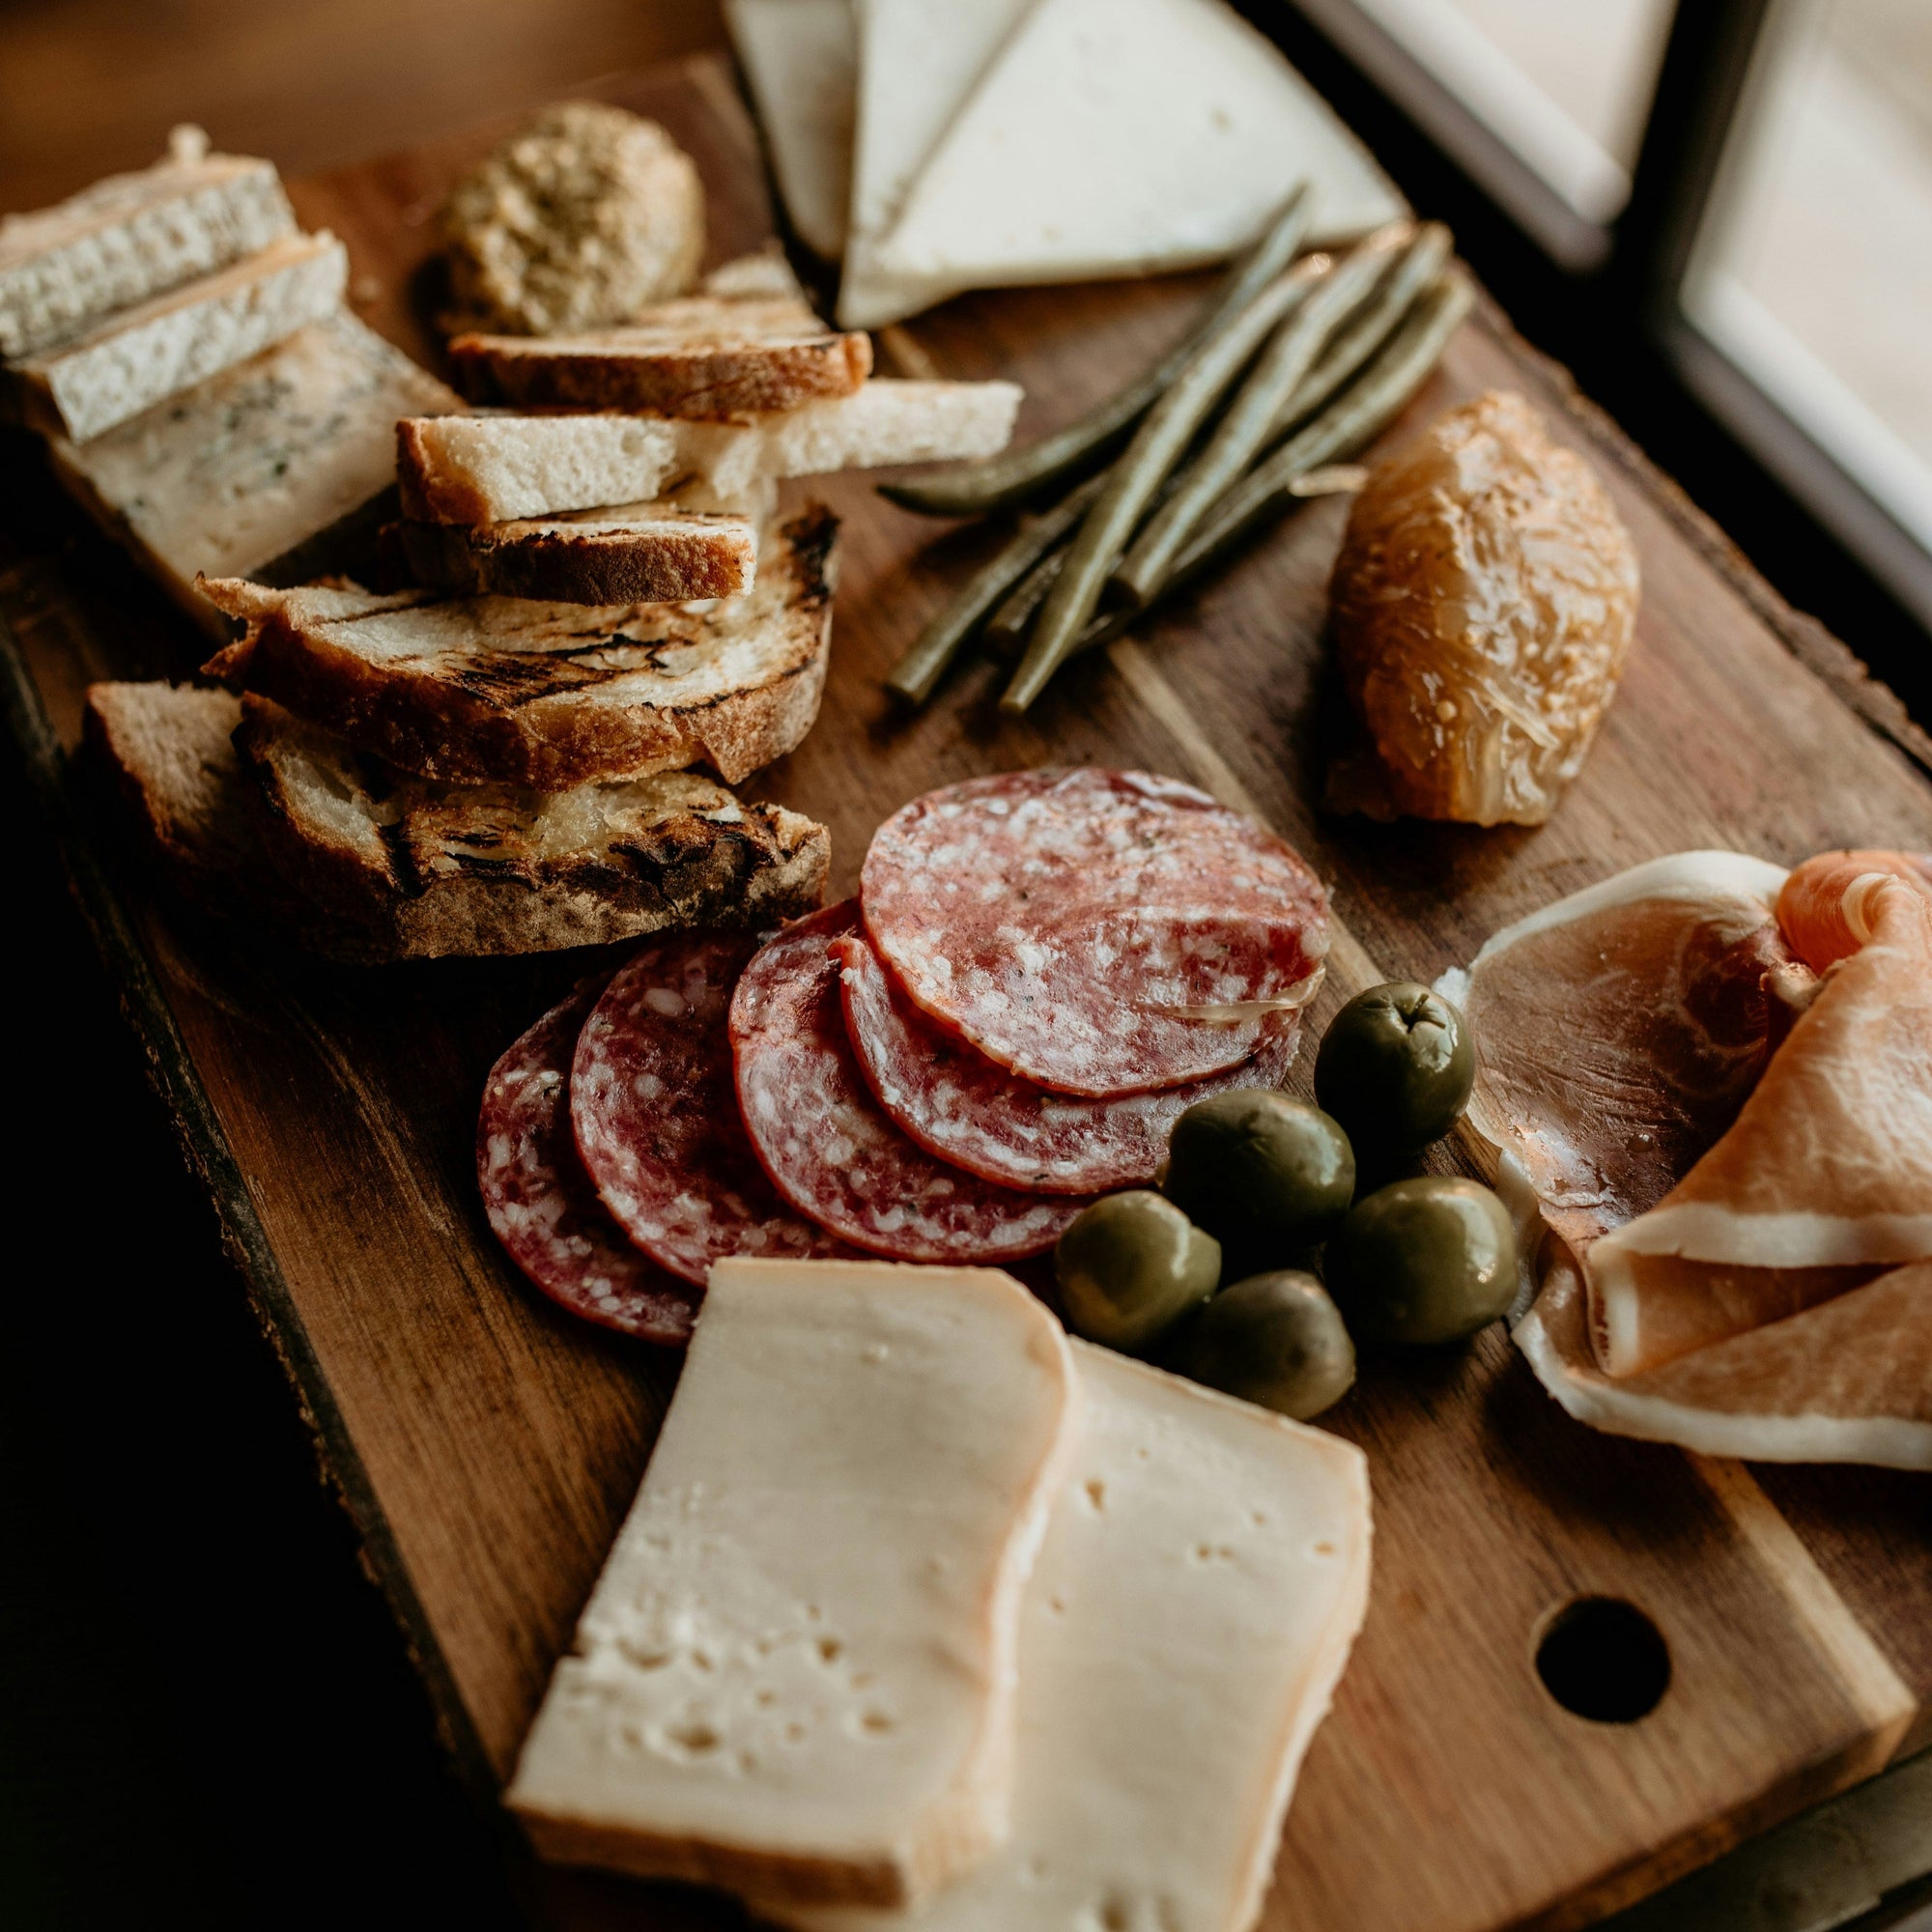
[8,231,348,441]
[449,295,872,417]
[199,504,838,788]
[84,680,831,962]
[384,503,758,603]
[508,1258,1079,1905]
[397,379,1022,526]
[0,128,297,359]
[51,310,462,636]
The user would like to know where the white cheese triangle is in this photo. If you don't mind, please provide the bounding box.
[507,1258,1080,1909]
[867,0,1404,319]
[837,0,1035,327]
[782,1342,1373,1932]
[725,0,858,260]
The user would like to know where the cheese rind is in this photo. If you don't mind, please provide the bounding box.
[0,142,297,359]
[507,1259,1081,1908]
[784,1343,1374,1932]
[50,309,462,632]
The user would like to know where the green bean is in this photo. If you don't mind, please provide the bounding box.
[884,471,1106,705]
[877,188,1314,519]
[985,543,1067,648]
[1113,221,1412,606]
[1064,275,1475,667]
[1000,257,1326,714]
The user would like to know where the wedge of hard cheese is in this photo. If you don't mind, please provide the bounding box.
[51,310,462,636]
[724,0,857,261]
[8,231,349,441]
[0,128,297,359]
[396,380,1021,526]
[855,0,1404,327]
[784,1343,1373,1932]
[449,295,872,417]
[198,505,838,788]
[508,1257,1081,1907]
[385,503,758,603]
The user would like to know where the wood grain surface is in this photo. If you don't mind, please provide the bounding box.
[3,52,1927,1932]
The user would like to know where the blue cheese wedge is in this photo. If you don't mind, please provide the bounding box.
[0,128,297,359]
[507,1258,1080,1909]
[784,1343,1373,1932]
[50,308,461,633]
[9,231,349,441]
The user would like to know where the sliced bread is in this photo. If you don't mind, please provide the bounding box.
[449,295,872,417]
[507,1257,1080,1905]
[8,230,349,441]
[84,680,831,962]
[199,504,838,788]
[383,503,758,603]
[396,379,1020,526]
[51,309,463,635]
[0,128,297,359]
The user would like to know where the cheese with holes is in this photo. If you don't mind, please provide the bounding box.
[49,309,461,631]
[507,1258,1080,1909]
[784,1342,1372,1932]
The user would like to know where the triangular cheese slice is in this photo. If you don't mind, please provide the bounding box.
[864,0,1403,321]
[724,0,857,260]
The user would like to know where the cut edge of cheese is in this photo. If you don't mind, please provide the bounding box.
[505,1257,1081,1910]
[865,0,1405,318]
[725,0,859,262]
[776,1341,1374,1932]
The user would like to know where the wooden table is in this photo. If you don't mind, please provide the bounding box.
[5,52,1928,1932]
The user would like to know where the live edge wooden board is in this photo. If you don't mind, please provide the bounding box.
[6,52,1930,1932]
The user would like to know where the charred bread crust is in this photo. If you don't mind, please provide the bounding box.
[201,504,840,789]
[384,513,755,604]
[446,329,872,418]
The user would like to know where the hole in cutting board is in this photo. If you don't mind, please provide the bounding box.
[1534,1597,1670,1722]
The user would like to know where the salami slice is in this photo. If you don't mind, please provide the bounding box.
[835,924,1307,1193]
[860,768,1330,1097]
[477,979,700,1344]
[731,903,1088,1262]
[573,931,855,1286]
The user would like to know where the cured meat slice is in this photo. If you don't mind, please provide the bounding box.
[1775,848,1932,971]
[730,902,1088,1262]
[477,978,700,1344]
[860,768,1329,1098]
[572,930,855,1285]
[836,924,1305,1193]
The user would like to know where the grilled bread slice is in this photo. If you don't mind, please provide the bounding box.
[448,294,871,417]
[199,505,838,789]
[383,502,758,603]
[396,379,1022,526]
[84,680,831,963]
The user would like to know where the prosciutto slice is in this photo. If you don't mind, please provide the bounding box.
[1450,849,1932,1468]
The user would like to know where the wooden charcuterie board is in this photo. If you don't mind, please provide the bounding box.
[4,52,1929,1932]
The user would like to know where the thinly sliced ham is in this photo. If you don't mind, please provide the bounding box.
[1450,848,1932,1469]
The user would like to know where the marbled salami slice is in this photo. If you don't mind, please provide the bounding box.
[860,768,1330,1097]
[573,931,855,1285]
[477,979,700,1344]
[836,925,1307,1193]
[731,903,1087,1262]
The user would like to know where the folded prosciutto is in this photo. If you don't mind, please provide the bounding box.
[1445,848,1932,1468]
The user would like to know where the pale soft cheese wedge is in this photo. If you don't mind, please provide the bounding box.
[9,231,348,441]
[726,0,858,261]
[50,309,461,636]
[837,0,1034,328]
[865,0,1404,324]
[780,1343,1372,1932]
[0,130,297,359]
[508,1259,1081,1908]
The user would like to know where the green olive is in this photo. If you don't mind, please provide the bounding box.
[1162,1092,1355,1268]
[1055,1192,1221,1351]
[1325,1177,1517,1347]
[1314,982,1474,1151]
[1174,1271,1355,1420]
